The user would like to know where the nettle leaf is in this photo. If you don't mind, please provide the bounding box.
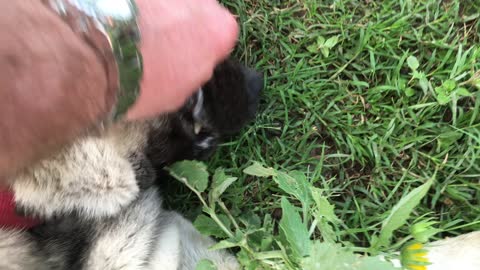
[243,161,277,177]
[407,56,420,71]
[209,168,238,202]
[279,197,311,258]
[373,176,435,249]
[168,160,209,192]
[302,242,398,270]
[274,171,311,207]
[196,259,217,270]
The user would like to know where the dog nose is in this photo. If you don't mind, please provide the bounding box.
[244,67,264,98]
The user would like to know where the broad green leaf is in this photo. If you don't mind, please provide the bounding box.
[434,86,444,94]
[435,80,461,104]
[474,79,480,90]
[194,214,228,238]
[237,248,261,270]
[407,56,419,71]
[317,220,337,243]
[358,256,400,270]
[436,91,450,105]
[279,197,311,258]
[243,161,277,177]
[302,242,399,270]
[239,210,262,228]
[307,44,318,53]
[209,238,241,250]
[321,47,330,58]
[456,87,471,96]
[302,242,348,270]
[260,235,274,251]
[311,188,339,223]
[397,78,407,90]
[373,176,435,249]
[418,76,429,92]
[316,36,326,46]
[324,36,339,48]
[168,160,209,192]
[412,70,422,79]
[196,259,217,270]
[412,71,429,92]
[405,87,415,97]
[209,168,238,202]
[442,79,456,92]
[312,188,339,243]
[437,131,463,151]
[274,171,311,207]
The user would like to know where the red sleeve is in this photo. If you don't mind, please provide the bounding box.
[0,189,40,229]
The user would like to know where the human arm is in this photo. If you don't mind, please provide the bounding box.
[0,0,109,179]
[0,0,238,179]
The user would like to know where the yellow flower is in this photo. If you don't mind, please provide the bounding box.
[401,242,431,270]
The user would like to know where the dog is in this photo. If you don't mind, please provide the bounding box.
[0,59,263,270]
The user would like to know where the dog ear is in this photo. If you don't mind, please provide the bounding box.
[201,59,263,135]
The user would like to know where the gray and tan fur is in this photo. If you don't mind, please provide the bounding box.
[0,59,263,270]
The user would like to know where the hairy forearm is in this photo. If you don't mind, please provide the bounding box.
[0,0,108,179]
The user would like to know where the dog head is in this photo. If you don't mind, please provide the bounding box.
[146,59,263,168]
[10,59,263,220]
[192,59,263,135]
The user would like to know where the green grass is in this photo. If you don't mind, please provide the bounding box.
[168,0,480,269]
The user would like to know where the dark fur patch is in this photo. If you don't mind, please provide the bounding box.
[145,59,263,173]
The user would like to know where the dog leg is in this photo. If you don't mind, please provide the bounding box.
[149,211,239,270]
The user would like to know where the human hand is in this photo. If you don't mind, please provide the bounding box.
[126,0,239,120]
